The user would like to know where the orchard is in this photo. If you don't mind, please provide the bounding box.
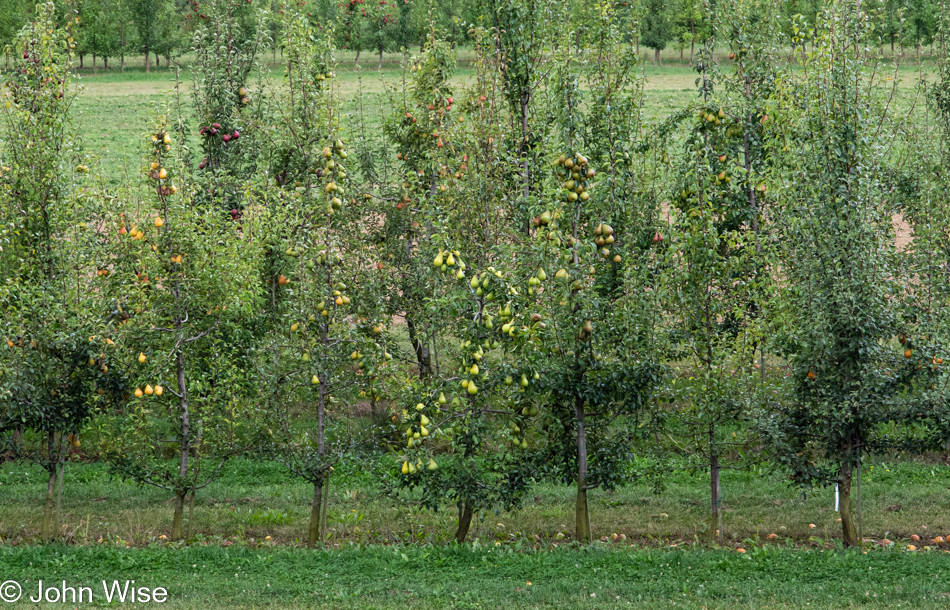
[1,0,950,607]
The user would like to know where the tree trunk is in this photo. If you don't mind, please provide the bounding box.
[680,47,684,62]
[839,461,859,547]
[406,317,431,377]
[41,464,57,540]
[354,48,360,67]
[187,491,196,538]
[172,348,190,540]
[655,48,661,65]
[320,470,330,533]
[145,48,150,73]
[519,95,531,235]
[104,56,109,69]
[92,51,97,74]
[54,439,66,535]
[171,490,186,540]
[709,451,721,543]
[378,47,383,70]
[574,399,592,542]
[308,478,324,546]
[454,498,474,543]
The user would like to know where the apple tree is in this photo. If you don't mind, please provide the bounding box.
[95,101,265,541]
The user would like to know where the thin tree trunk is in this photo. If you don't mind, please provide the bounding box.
[378,47,383,70]
[42,466,57,539]
[173,348,190,540]
[308,478,324,546]
[320,470,330,533]
[575,398,591,542]
[354,48,360,67]
[187,491,196,538]
[655,48,661,65]
[839,460,859,547]
[709,450,721,543]
[520,95,531,235]
[171,490,186,540]
[454,498,474,543]
[41,432,57,540]
[54,438,66,537]
[406,317,431,377]
[145,48,150,73]
[93,51,97,74]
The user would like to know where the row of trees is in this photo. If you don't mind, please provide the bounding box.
[0,0,946,71]
[2,0,949,549]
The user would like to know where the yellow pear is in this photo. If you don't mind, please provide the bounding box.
[138,352,147,363]
[154,385,163,396]
[144,384,154,396]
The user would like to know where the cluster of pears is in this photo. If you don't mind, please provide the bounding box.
[133,383,164,398]
[150,129,172,152]
[459,342,488,396]
[120,223,147,241]
[433,249,466,279]
[698,107,726,127]
[314,249,344,267]
[593,223,620,262]
[401,456,438,475]
[532,209,564,247]
[504,370,536,396]
[508,419,529,450]
[401,394,445,449]
[321,139,349,214]
[469,267,504,300]
[148,161,177,198]
[131,352,163,397]
[555,153,595,203]
[498,302,521,338]
[527,267,548,296]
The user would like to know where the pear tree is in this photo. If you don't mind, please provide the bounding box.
[520,28,663,541]
[0,3,107,540]
[763,1,939,547]
[258,8,389,546]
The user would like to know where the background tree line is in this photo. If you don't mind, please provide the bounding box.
[0,0,945,71]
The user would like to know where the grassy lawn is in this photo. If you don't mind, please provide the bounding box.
[1,543,950,608]
[68,57,937,184]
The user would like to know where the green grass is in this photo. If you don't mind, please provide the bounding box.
[69,58,935,184]
[2,455,950,548]
[1,543,950,608]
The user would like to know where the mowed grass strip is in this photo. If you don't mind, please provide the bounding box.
[1,544,949,609]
